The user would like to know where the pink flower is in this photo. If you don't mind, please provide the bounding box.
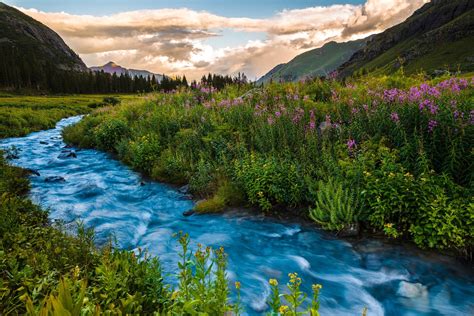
[347,139,356,151]
[390,112,400,123]
[428,120,438,132]
[267,116,274,125]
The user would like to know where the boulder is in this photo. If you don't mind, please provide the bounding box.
[338,223,360,237]
[397,281,428,298]
[178,184,190,194]
[25,168,40,176]
[58,151,77,159]
[45,176,66,183]
[183,209,195,217]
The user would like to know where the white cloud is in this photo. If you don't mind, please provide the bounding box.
[18,0,429,80]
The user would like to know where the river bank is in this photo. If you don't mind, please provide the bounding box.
[2,115,473,315]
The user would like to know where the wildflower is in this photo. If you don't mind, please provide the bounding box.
[279,305,289,314]
[384,223,393,228]
[390,112,400,123]
[312,284,323,292]
[428,119,438,132]
[73,266,80,278]
[347,138,356,151]
[303,95,310,101]
[275,111,282,118]
[269,279,278,286]
[171,291,179,300]
[267,116,274,125]
[235,281,241,290]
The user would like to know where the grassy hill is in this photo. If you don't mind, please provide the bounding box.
[257,39,366,84]
[338,0,474,77]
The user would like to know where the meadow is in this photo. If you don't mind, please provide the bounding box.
[0,94,134,138]
[64,73,474,258]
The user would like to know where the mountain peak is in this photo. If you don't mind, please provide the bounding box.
[104,61,119,67]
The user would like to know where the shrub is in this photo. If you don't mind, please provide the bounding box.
[309,178,360,231]
[94,119,130,151]
[233,153,305,211]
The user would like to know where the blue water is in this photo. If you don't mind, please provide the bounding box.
[1,116,473,315]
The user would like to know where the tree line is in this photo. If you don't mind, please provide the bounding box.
[0,45,249,93]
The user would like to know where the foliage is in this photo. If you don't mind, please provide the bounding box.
[309,178,360,231]
[267,274,323,316]
[63,74,474,256]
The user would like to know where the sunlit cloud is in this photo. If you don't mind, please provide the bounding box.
[18,0,429,80]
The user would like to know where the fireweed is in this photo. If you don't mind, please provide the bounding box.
[63,74,474,257]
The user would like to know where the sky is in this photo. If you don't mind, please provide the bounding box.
[6,0,429,80]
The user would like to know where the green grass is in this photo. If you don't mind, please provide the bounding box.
[0,94,137,138]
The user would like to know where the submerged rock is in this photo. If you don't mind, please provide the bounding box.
[58,151,77,159]
[39,140,48,145]
[25,168,40,176]
[44,176,66,183]
[397,281,428,298]
[183,209,195,217]
[339,223,360,237]
[178,184,190,194]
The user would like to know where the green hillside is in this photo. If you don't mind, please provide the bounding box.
[257,38,366,84]
[338,0,474,77]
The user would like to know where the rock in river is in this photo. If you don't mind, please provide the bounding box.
[44,176,66,183]
[397,281,428,298]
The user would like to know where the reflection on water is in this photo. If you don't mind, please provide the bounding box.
[2,116,473,315]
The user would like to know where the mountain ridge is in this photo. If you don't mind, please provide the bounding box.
[257,38,367,84]
[338,0,474,77]
[90,61,164,81]
[0,2,87,72]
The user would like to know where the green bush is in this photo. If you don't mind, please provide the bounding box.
[94,119,130,151]
[233,153,305,211]
[309,178,360,231]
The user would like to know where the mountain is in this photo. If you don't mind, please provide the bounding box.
[90,62,164,81]
[257,38,367,84]
[338,0,474,77]
[0,2,87,72]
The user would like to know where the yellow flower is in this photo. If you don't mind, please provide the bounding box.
[312,284,322,292]
[171,291,179,300]
[388,172,395,177]
[279,305,289,314]
[269,279,278,286]
[73,266,80,278]
[235,281,241,290]
[384,223,393,228]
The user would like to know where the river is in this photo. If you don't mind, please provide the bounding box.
[1,116,473,315]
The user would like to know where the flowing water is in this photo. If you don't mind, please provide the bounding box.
[2,116,473,315]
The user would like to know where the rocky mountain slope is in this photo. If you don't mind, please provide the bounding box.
[338,0,474,77]
[0,2,87,72]
[257,38,366,84]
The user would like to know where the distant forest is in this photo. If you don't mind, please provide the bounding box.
[0,46,248,93]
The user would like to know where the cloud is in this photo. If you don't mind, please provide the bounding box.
[18,0,429,80]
